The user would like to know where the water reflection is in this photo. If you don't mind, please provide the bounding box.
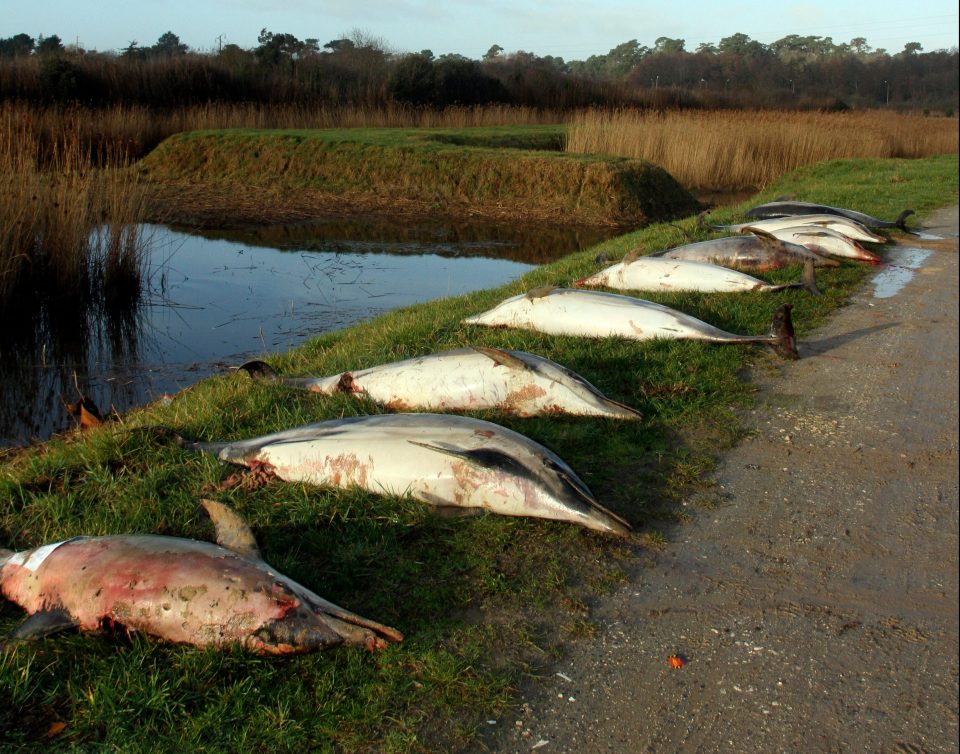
[177,214,614,265]
[1,217,617,447]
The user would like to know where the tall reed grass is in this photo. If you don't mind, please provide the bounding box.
[566,108,960,189]
[0,103,148,315]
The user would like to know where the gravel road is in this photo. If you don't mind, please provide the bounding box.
[476,205,959,754]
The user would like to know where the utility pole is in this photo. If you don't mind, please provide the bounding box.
[216,34,224,54]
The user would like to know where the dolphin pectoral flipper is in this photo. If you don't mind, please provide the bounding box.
[408,441,535,481]
[11,607,79,641]
[199,499,263,561]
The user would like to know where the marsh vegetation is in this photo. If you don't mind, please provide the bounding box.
[0,103,148,318]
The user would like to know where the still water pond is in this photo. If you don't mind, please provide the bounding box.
[1,216,616,447]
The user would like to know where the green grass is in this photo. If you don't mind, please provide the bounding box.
[1,153,957,752]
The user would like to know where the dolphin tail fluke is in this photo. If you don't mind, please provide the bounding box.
[768,303,799,359]
[769,260,821,295]
[896,209,915,231]
[238,360,280,382]
[801,259,822,295]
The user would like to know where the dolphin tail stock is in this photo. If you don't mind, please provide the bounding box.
[237,360,330,392]
[119,425,197,451]
[767,302,799,359]
[132,425,231,457]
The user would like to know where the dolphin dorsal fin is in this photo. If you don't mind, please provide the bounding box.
[744,227,783,251]
[621,248,642,265]
[525,285,558,300]
[470,346,530,371]
[199,499,262,561]
[742,226,777,241]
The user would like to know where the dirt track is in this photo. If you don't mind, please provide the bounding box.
[476,206,959,753]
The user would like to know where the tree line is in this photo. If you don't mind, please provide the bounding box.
[1,29,956,112]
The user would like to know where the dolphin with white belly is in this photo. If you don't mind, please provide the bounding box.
[463,287,799,359]
[174,414,631,536]
[1,499,403,654]
[742,225,881,263]
[237,347,640,420]
[699,211,886,244]
[650,229,838,272]
[743,201,914,231]
[575,253,821,295]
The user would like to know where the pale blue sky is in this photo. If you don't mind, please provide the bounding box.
[5,1,958,58]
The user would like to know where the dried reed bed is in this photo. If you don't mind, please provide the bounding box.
[566,108,960,189]
[5,101,563,163]
[0,103,148,313]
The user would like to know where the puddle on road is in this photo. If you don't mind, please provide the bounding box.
[871,247,933,299]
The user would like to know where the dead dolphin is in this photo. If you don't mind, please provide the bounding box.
[463,287,799,359]
[699,210,886,244]
[650,229,838,272]
[575,253,821,295]
[238,347,640,420]
[744,201,914,231]
[0,499,403,654]
[174,414,631,537]
[742,225,881,264]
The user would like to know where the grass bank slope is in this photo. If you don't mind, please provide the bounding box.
[139,126,699,227]
[0,155,956,752]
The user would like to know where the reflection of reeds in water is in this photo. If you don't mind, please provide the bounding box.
[0,102,149,315]
[0,293,149,446]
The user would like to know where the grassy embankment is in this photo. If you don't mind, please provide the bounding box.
[137,125,696,228]
[1,149,956,752]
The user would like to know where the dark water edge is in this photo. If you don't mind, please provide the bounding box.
[1,216,617,448]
